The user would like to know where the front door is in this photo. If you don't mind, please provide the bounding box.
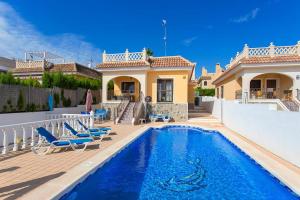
[266,79,277,98]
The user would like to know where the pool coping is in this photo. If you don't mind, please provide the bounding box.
[21,123,300,199]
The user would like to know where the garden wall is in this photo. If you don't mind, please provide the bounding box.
[0,84,101,113]
[202,99,300,168]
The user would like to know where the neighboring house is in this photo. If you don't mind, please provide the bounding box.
[198,63,223,89]
[0,57,16,72]
[97,48,196,122]
[213,42,300,111]
[12,61,100,80]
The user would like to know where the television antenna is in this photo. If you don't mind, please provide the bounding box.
[162,19,167,56]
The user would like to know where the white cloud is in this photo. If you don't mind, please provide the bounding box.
[231,8,260,23]
[0,1,101,66]
[182,36,198,47]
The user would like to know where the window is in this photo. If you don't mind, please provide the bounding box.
[203,81,207,86]
[250,80,261,89]
[217,88,219,98]
[157,79,173,102]
[121,82,135,94]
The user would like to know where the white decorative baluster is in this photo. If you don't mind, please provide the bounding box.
[13,128,18,151]
[2,130,8,154]
[22,126,26,149]
[51,122,55,136]
[125,49,129,61]
[244,44,249,58]
[31,126,35,146]
[90,111,94,128]
[102,50,106,63]
[269,42,275,57]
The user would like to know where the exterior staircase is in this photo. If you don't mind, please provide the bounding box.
[188,105,208,118]
[119,102,136,124]
[281,100,299,112]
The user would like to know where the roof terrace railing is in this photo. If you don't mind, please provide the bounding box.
[227,41,300,69]
[102,48,147,63]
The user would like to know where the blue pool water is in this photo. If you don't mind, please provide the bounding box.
[62,126,299,200]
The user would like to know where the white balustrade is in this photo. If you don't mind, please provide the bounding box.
[0,114,90,155]
[102,48,147,63]
[227,41,300,68]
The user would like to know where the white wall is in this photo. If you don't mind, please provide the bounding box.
[203,100,300,168]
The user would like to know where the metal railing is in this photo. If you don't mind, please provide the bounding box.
[0,114,91,155]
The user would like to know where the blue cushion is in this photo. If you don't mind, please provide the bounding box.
[76,133,91,137]
[70,138,93,144]
[90,131,106,137]
[53,141,70,146]
[89,127,111,132]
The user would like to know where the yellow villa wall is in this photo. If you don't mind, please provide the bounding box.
[215,75,242,100]
[146,71,189,104]
[188,84,195,103]
[113,76,140,100]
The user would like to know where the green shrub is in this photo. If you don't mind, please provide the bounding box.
[195,87,215,96]
[63,97,71,107]
[2,105,8,112]
[92,96,96,104]
[54,93,60,107]
[25,103,36,112]
[17,90,25,111]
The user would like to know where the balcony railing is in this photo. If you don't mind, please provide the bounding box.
[227,41,300,69]
[102,48,147,63]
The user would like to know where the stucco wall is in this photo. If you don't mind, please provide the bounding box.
[147,71,189,103]
[215,74,241,100]
[188,84,195,103]
[204,99,300,168]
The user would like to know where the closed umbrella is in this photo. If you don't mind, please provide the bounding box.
[85,89,93,112]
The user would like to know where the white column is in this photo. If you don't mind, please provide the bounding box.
[102,75,111,103]
[242,75,251,102]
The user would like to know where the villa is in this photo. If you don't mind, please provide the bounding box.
[97,48,196,122]
[12,51,101,80]
[0,57,15,73]
[213,42,300,111]
[198,63,223,89]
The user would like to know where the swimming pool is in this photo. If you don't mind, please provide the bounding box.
[61,126,299,200]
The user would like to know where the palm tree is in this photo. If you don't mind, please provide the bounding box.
[146,48,154,56]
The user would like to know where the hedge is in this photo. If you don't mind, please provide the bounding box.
[195,87,215,96]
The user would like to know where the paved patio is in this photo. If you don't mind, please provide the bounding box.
[0,122,141,200]
[1,115,300,199]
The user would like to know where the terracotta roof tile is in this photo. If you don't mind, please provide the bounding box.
[97,56,195,69]
[240,55,300,64]
[97,61,149,68]
[149,56,194,67]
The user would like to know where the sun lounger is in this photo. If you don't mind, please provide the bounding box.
[77,119,111,132]
[32,127,93,155]
[149,114,171,122]
[64,122,108,141]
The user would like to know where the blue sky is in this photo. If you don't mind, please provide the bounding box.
[1,0,300,77]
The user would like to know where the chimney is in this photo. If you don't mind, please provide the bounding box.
[215,63,222,74]
[201,67,207,76]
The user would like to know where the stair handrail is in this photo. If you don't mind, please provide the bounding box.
[115,99,129,123]
[132,91,145,124]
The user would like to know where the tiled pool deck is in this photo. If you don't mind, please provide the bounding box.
[0,116,300,199]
